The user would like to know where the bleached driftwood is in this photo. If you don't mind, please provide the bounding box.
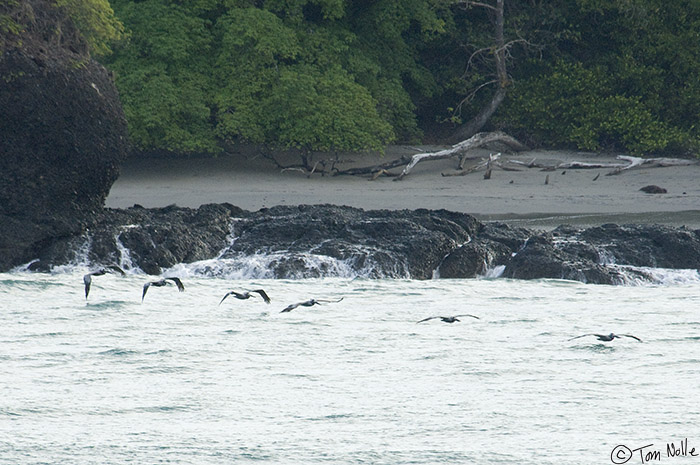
[556,161,625,169]
[394,131,526,180]
[333,135,695,180]
[606,155,697,175]
[511,155,697,176]
[333,155,413,177]
[332,131,526,179]
[442,152,501,177]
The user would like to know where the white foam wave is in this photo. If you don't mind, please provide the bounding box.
[48,235,93,274]
[610,265,700,286]
[115,230,142,273]
[161,251,409,280]
[481,264,506,279]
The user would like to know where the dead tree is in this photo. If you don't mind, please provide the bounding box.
[451,0,510,142]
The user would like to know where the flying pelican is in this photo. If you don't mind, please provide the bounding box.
[142,277,185,301]
[280,297,344,313]
[219,289,271,305]
[416,314,480,324]
[83,265,126,299]
[568,332,642,342]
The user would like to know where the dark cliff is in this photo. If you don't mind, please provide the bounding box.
[0,0,129,270]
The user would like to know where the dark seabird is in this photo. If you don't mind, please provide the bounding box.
[416,314,480,324]
[142,277,185,301]
[83,265,126,299]
[280,297,344,313]
[219,289,271,305]
[568,332,642,342]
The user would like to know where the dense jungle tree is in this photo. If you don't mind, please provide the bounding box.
[104,0,449,156]
[496,0,700,154]
[38,0,700,157]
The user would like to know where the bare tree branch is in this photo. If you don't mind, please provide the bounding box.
[464,1,498,11]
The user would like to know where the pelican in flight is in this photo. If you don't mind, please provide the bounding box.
[280,297,344,313]
[83,265,126,299]
[416,314,480,324]
[568,333,642,342]
[219,289,271,305]
[142,277,185,301]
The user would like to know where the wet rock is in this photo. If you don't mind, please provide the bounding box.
[640,185,667,194]
[222,205,476,279]
[23,202,700,285]
[0,2,129,271]
[500,232,622,284]
[578,224,700,269]
[437,240,512,278]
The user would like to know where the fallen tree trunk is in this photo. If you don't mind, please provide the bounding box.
[332,155,412,177]
[394,131,526,180]
[333,131,526,179]
[606,155,697,175]
[442,152,501,177]
[334,137,696,180]
[510,155,697,174]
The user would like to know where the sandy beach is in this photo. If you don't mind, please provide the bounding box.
[106,146,700,229]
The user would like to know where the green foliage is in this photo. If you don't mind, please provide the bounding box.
[346,0,448,141]
[1,0,124,55]
[264,65,393,151]
[492,0,700,155]
[99,0,700,156]
[106,0,445,154]
[212,7,393,152]
[55,0,125,56]
[104,0,218,153]
[213,6,301,144]
[500,61,689,154]
[0,0,23,50]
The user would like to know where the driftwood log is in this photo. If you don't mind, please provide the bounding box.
[311,132,696,180]
[394,131,526,180]
[511,155,697,176]
[333,131,527,180]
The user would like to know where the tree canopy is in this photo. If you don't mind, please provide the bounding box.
[89,0,700,156]
[103,0,447,155]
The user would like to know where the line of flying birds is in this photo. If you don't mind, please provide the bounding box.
[82,265,643,343]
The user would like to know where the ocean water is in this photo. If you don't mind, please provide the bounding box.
[1,268,700,464]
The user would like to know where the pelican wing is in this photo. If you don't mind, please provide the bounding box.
[166,277,185,292]
[416,316,440,324]
[281,302,301,313]
[83,274,92,299]
[219,291,236,306]
[567,334,594,341]
[454,314,480,320]
[142,282,152,301]
[316,297,343,304]
[252,289,271,304]
[107,265,126,276]
[621,334,643,342]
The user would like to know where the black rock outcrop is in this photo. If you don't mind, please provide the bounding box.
[0,1,129,270]
[23,203,700,285]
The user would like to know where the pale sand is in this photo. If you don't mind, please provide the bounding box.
[106,146,700,229]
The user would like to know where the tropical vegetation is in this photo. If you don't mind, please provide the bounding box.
[4,0,700,157]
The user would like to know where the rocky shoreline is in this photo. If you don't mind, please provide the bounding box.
[21,203,700,285]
